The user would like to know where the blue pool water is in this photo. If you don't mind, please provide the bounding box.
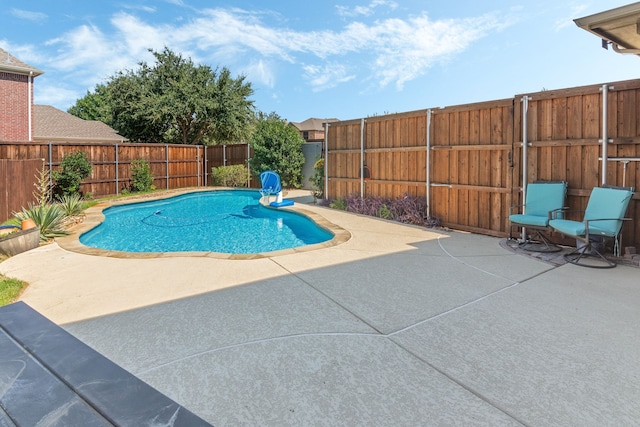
[80,190,333,254]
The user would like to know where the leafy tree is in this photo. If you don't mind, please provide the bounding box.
[108,70,166,143]
[69,47,255,145]
[67,84,111,124]
[249,113,305,188]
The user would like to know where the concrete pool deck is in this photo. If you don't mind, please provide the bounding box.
[1,189,639,425]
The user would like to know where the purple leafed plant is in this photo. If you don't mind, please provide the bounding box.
[336,193,440,228]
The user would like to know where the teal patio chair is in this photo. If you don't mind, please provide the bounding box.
[549,186,634,268]
[509,181,567,252]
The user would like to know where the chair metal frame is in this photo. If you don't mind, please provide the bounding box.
[549,186,634,268]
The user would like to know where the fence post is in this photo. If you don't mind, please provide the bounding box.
[114,144,119,195]
[324,123,329,200]
[521,96,532,241]
[246,143,251,188]
[360,118,365,198]
[165,144,169,190]
[204,145,208,186]
[426,109,431,218]
[196,145,201,188]
[600,84,613,186]
[48,142,53,190]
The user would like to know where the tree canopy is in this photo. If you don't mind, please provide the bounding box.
[249,113,305,189]
[67,83,111,125]
[68,47,255,145]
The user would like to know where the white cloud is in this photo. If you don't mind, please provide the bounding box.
[556,4,589,31]
[177,9,298,62]
[45,25,127,85]
[336,0,398,18]
[11,8,47,23]
[121,4,157,13]
[303,63,356,91]
[368,13,505,89]
[0,40,48,64]
[34,80,82,107]
[110,12,169,56]
[243,59,276,88]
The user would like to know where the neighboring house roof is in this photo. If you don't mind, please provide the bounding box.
[290,117,339,132]
[34,105,127,143]
[0,46,44,76]
[574,2,640,56]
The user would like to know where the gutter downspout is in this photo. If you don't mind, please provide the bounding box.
[611,44,640,55]
[28,71,33,141]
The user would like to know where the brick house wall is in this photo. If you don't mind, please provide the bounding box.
[301,129,326,142]
[0,71,31,141]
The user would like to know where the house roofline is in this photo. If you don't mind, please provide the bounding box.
[0,63,44,77]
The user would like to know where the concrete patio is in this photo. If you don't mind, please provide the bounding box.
[1,191,639,426]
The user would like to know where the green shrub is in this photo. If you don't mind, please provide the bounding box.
[211,164,248,187]
[57,193,84,217]
[130,159,155,192]
[329,197,347,210]
[10,203,68,241]
[52,151,92,196]
[310,158,324,199]
[378,204,393,219]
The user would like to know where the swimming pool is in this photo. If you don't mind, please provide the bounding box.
[80,190,333,254]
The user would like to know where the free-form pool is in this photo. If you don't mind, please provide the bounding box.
[80,190,333,254]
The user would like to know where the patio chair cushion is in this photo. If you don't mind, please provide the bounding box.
[509,181,567,227]
[508,213,550,228]
[546,219,615,237]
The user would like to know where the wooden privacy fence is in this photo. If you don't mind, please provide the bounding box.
[326,78,640,249]
[0,142,255,223]
[0,142,204,198]
[0,159,44,222]
[204,143,256,186]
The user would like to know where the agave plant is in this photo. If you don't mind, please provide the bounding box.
[56,193,85,217]
[10,203,69,241]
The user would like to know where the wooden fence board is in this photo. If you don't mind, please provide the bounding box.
[1,159,44,222]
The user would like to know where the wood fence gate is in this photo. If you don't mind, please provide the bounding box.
[326,78,640,248]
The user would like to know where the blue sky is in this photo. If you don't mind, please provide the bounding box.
[1,0,638,123]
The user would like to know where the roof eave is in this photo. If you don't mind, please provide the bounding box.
[0,63,45,76]
[574,2,640,55]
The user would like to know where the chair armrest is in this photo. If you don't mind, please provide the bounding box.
[549,207,570,220]
[583,217,632,239]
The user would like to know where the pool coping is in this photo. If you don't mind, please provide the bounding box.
[55,188,351,260]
